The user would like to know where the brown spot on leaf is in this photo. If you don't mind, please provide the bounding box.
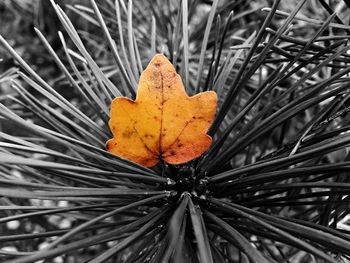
[122,130,134,138]
[194,116,205,120]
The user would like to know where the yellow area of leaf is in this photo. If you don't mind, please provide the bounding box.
[106,54,217,167]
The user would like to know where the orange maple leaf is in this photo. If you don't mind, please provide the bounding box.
[106,54,217,167]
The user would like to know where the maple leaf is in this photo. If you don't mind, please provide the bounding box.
[106,54,217,167]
